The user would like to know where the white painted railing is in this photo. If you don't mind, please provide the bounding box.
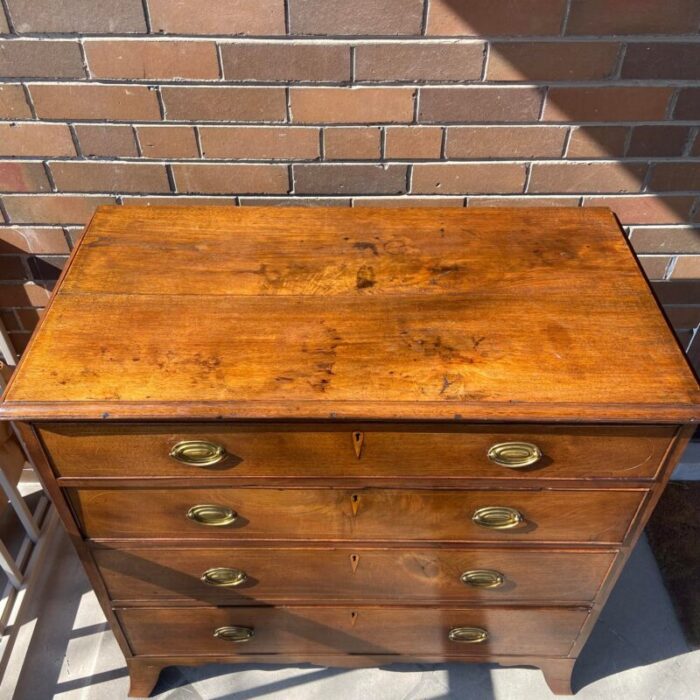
[0,319,52,693]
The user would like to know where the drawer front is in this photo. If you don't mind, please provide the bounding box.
[117,605,588,657]
[40,422,675,480]
[70,487,645,544]
[95,546,616,604]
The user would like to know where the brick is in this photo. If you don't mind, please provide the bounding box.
[162,87,287,122]
[385,126,442,159]
[0,227,69,254]
[240,197,350,207]
[353,196,465,207]
[653,280,700,304]
[0,40,84,78]
[290,0,423,35]
[639,256,671,280]
[85,40,219,81]
[0,163,50,193]
[137,126,199,158]
[324,127,380,160]
[675,89,700,119]
[652,279,700,306]
[0,123,75,157]
[412,163,526,194]
[566,0,700,35]
[28,255,65,281]
[0,84,31,119]
[674,329,695,349]
[8,331,31,353]
[447,126,566,158]
[428,0,566,36]
[16,307,42,332]
[528,163,646,194]
[693,133,700,157]
[488,42,619,81]
[0,311,20,333]
[5,0,146,33]
[200,126,319,159]
[0,9,8,33]
[293,164,407,195]
[582,196,695,225]
[665,304,700,328]
[50,162,170,194]
[622,43,700,80]
[30,84,161,121]
[0,255,25,279]
[2,195,116,224]
[543,88,672,122]
[75,124,139,157]
[355,43,484,82]
[221,43,350,82]
[66,227,84,246]
[566,127,628,158]
[172,164,289,194]
[630,227,700,254]
[122,196,236,206]
[148,0,285,35]
[650,164,700,192]
[0,281,51,306]
[419,87,542,123]
[468,196,581,208]
[291,88,415,124]
[627,126,691,157]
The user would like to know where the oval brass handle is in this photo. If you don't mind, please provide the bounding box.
[186,504,238,527]
[213,626,254,643]
[170,440,228,467]
[487,442,542,469]
[472,506,524,530]
[448,627,488,644]
[460,569,505,589]
[201,567,248,587]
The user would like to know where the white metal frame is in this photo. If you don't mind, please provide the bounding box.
[0,315,53,680]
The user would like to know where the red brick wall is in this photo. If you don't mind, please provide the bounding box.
[0,0,699,364]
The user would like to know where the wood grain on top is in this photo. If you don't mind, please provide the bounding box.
[1,206,697,421]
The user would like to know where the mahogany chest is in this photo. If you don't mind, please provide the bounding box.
[1,206,697,696]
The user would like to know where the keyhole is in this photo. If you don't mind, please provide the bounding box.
[352,431,364,458]
[352,494,359,503]
[351,554,359,563]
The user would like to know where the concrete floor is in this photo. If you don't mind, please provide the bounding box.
[4,523,699,700]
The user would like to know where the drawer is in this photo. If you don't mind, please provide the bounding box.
[39,422,675,481]
[69,487,645,544]
[94,545,616,604]
[117,605,589,657]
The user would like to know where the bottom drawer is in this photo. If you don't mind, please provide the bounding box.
[117,605,589,657]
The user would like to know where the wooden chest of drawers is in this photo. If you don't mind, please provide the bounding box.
[1,206,697,696]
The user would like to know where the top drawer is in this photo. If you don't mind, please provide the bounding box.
[38,422,675,481]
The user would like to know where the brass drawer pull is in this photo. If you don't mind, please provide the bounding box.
[213,626,254,643]
[170,440,228,467]
[448,627,488,644]
[186,504,238,527]
[487,441,542,469]
[201,567,248,587]
[472,506,524,530]
[460,569,505,589]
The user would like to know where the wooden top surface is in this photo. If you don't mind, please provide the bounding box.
[2,206,698,422]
